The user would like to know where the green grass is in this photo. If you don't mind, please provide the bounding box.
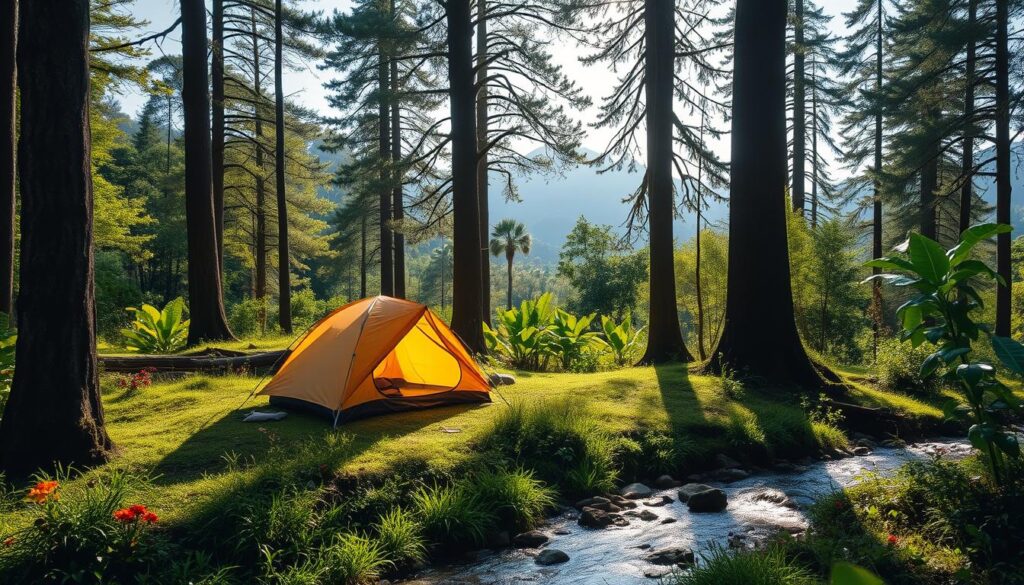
[0,363,948,538]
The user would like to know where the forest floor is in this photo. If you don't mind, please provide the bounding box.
[0,359,957,535]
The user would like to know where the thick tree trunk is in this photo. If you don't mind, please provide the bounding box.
[920,131,938,240]
[378,48,393,297]
[959,0,977,236]
[640,0,691,364]
[791,0,806,215]
[252,10,267,335]
[871,0,884,357]
[182,0,234,344]
[476,0,491,323]
[99,349,287,374]
[274,0,291,333]
[708,0,822,387]
[0,0,113,473]
[391,52,405,298]
[0,0,15,316]
[810,61,818,228]
[212,0,225,269]
[695,114,706,361]
[447,0,485,352]
[995,0,1011,336]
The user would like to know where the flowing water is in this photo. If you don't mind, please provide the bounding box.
[408,440,971,585]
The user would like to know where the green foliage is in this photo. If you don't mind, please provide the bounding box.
[558,217,648,321]
[479,399,618,496]
[831,562,884,585]
[372,507,426,567]
[467,468,556,531]
[229,297,271,338]
[675,230,728,359]
[484,293,557,370]
[320,533,393,585]
[874,337,940,394]
[121,297,189,353]
[410,484,496,548]
[549,310,602,370]
[599,312,644,366]
[866,224,1022,484]
[0,313,15,416]
[671,544,817,585]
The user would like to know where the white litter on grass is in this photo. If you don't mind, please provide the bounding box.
[440,427,463,433]
[243,410,288,422]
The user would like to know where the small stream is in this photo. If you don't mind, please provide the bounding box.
[407,440,972,585]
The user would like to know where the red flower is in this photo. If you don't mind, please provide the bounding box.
[129,504,148,515]
[114,504,157,524]
[2,537,13,547]
[887,534,899,545]
[142,512,158,524]
[26,481,59,504]
[114,508,136,522]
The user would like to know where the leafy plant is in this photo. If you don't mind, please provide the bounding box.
[468,468,556,531]
[0,313,15,415]
[410,484,497,548]
[598,311,644,366]
[373,507,426,567]
[121,297,189,353]
[483,293,557,370]
[549,309,602,370]
[865,224,1021,485]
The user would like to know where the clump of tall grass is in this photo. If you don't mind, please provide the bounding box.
[373,507,426,567]
[673,544,817,585]
[410,484,496,548]
[322,533,393,584]
[479,399,619,496]
[468,467,555,531]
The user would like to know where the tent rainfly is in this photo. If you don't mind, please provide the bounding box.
[259,296,491,425]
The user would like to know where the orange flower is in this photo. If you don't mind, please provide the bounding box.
[114,504,157,524]
[141,511,158,524]
[113,508,136,522]
[129,504,148,515]
[26,480,59,504]
[887,534,899,545]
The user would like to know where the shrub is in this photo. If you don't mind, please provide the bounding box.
[121,297,189,353]
[467,468,555,531]
[0,468,163,584]
[549,310,602,370]
[672,544,817,585]
[229,297,270,337]
[483,293,558,370]
[599,312,644,366]
[321,533,393,584]
[373,507,426,567]
[480,399,618,496]
[875,337,939,394]
[411,484,496,548]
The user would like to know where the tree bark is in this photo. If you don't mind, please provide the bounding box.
[958,0,976,236]
[476,0,491,323]
[360,212,368,298]
[707,0,822,387]
[639,0,691,364]
[447,0,485,352]
[0,0,113,473]
[871,0,884,358]
[274,0,291,333]
[391,44,405,298]
[182,0,234,344]
[920,126,938,240]
[695,113,706,361]
[506,250,513,310]
[791,0,806,215]
[994,0,1011,336]
[253,9,267,334]
[810,59,818,228]
[0,0,15,316]
[378,47,393,297]
[212,0,225,270]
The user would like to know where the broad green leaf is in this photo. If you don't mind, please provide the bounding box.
[948,223,1012,266]
[992,336,1024,376]
[907,233,949,284]
[831,562,884,585]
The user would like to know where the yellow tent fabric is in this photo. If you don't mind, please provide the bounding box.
[258,296,491,424]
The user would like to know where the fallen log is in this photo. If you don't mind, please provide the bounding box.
[98,349,289,374]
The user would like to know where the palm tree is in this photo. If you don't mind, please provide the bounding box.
[489,219,532,310]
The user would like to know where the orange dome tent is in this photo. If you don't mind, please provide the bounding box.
[259,296,491,425]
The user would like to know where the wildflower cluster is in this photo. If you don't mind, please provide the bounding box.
[25,480,58,504]
[113,504,158,524]
[117,367,156,393]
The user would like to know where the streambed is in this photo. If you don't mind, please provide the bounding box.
[406,439,971,585]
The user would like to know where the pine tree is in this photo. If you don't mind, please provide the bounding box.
[0,0,14,316]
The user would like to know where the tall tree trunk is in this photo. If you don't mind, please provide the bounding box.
[695,112,706,361]
[447,0,485,352]
[378,47,393,297]
[360,212,367,298]
[708,0,821,387]
[391,45,405,298]
[252,9,267,335]
[182,0,233,344]
[0,0,112,473]
[476,0,491,323]
[994,0,1011,336]
[274,0,291,333]
[506,250,513,310]
[791,0,806,215]
[0,0,15,316]
[920,121,938,240]
[211,0,225,270]
[640,0,691,364]
[958,0,976,236]
[810,59,818,228]
[871,0,884,358]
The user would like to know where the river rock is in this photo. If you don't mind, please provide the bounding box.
[574,496,610,510]
[645,546,695,566]
[686,487,728,512]
[716,454,743,469]
[661,517,677,524]
[853,445,871,456]
[620,482,654,499]
[677,483,714,502]
[713,468,750,482]
[643,495,673,507]
[553,528,571,535]
[535,549,570,566]
[644,566,672,578]
[639,510,659,521]
[654,474,677,488]
[751,489,795,508]
[513,530,549,548]
[578,507,613,528]
[485,530,511,548]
